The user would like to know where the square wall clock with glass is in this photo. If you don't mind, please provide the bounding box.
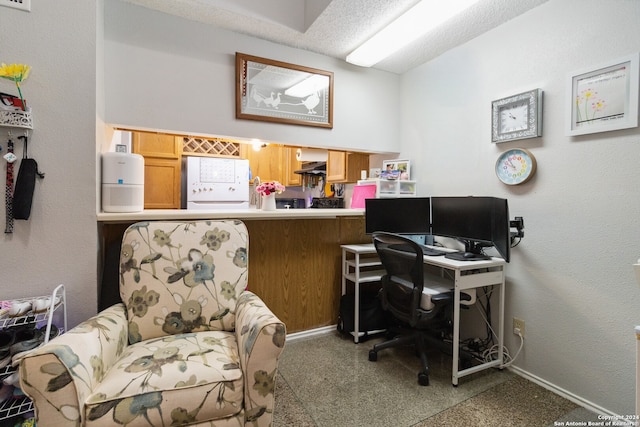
[491,89,543,143]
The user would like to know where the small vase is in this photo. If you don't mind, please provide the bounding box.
[262,193,276,211]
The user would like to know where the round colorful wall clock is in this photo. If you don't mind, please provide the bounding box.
[495,148,537,185]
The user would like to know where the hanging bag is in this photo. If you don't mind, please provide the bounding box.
[13,158,43,219]
[12,135,44,220]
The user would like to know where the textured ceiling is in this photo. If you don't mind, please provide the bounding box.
[118,0,549,74]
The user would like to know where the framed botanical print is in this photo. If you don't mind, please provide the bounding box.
[566,53,639,136]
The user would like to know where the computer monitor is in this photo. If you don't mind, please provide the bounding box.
[491,197,511,263]
[431,196,510,262]
[365,197,431,235]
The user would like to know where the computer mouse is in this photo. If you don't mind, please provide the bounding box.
[463,252,476,258]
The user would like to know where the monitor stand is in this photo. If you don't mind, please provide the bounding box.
[444,241,491,261]
[445,252,491,261]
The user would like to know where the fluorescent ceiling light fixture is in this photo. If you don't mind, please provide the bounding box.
[284,74,329,98]
[346,0,481,67]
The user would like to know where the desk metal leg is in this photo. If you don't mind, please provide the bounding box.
[498,277,505,368]
[452,271,461,386]
[341,248,346,296]
[451,274,506,386]
[341,248,361,343]
[353,252,361,343]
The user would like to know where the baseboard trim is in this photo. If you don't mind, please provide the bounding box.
[508,366,615,416]
[286,325,336,342]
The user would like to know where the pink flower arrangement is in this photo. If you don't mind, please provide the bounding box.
[255,180,285,196]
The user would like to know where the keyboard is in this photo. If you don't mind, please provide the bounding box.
[419,245,447,256]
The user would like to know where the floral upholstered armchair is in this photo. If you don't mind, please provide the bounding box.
[20,220,286,426]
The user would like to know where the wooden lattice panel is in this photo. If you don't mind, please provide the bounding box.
[182,137,243,157]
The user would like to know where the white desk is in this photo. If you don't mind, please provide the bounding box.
[340,243,506,386]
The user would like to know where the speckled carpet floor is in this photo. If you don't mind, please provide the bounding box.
[273,332,599,426]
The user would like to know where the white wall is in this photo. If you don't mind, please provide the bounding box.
[102,1,400,154]
[400,0,640,415]
[0,1,99,327]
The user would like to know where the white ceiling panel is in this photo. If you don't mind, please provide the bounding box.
[118,0,549,74]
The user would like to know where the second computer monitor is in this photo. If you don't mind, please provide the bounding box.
[431,196,510,262]
[365,197,431,235]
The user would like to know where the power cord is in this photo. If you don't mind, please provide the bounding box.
[462,286,524,366]
[441,275,525,367]
[455,286,496,363]
[482,329,524,367]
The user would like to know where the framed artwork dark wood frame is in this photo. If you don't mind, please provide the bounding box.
[236,52,334,129]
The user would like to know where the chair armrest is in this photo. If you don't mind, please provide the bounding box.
[20,303,128,425]
[235,291,286,425]
[430,292,452,304]
[431,291,471,304]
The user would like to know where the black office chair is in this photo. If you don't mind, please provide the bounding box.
[368,232,469,386]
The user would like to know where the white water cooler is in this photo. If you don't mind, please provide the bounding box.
[101,152,145,212]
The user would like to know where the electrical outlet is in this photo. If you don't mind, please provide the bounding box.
[0,0,31,12]
[513,317,525,337]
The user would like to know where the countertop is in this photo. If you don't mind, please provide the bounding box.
[97,208,365,222]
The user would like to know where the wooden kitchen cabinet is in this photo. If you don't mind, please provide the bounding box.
[132,132,182,158]
[326,150,369,183]
[244,146,302,186]
[284,147,302,186]
[242,144,285,184]
[132,131,182,209]
[139,158,181,209]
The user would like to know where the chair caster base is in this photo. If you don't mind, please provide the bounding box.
[368,350,378,362]
[418,372,429,386]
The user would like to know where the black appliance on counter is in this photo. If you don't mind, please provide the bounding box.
[275,198,306,209]
[310,198,344,208]
[275,198,344,209]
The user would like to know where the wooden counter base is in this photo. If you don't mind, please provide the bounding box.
[99,213,369,333]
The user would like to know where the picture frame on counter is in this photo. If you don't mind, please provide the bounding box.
[382,159,410,180]
[369,168,382,179]
[235,52,334,129]
[565,52,639,136]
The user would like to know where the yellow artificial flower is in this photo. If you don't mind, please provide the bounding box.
[0,63,31,82]
[0,63,31,111]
